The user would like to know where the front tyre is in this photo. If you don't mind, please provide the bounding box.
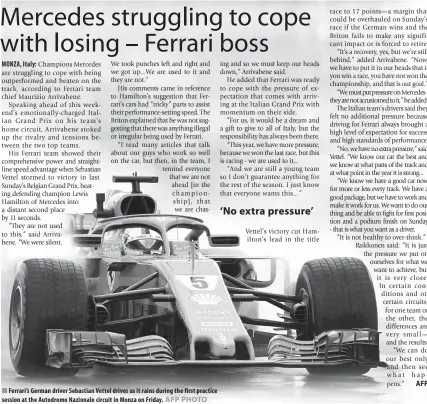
[296,257,378,376]
[9,259,88,376]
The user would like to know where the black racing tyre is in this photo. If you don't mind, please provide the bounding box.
[9,258,88,377]
[296,257,378,376]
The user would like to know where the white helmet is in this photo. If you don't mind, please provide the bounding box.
[125,234,163,254]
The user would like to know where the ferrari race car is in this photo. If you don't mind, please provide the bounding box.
[9,175,386,377]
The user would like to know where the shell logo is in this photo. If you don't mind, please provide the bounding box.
[188,293,224,306]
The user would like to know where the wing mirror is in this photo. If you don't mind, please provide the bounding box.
[241,258,277,288]
[72,235,102,248]
[209,235,240,247]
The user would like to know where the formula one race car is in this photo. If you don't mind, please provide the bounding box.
[9,175,386,377]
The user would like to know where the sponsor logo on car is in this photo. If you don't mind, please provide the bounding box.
[201,327,236,333]
[188,293,224,306]
[194,310,232,320]
[195,310,231,316]
[102,243,120,252]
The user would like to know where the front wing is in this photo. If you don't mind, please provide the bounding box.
[45,329,387,369]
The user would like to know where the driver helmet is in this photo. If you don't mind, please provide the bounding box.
[125,234,164,254]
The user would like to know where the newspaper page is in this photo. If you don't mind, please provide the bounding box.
[1,0,426,403]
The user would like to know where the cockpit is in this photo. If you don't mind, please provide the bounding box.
[101,219,206,259]
[125,234,164,255]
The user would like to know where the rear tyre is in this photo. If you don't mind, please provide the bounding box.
[296,257,377,376]
[9,259,88,377]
